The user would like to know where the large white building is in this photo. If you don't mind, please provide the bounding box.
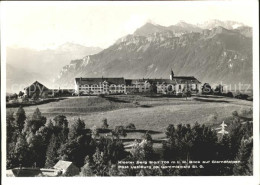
[74,70,201,95]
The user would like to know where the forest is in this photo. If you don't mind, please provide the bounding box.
[6,106,253,176]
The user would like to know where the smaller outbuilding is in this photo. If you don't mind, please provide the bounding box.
[24,81,52,98]
[53,160,79,176]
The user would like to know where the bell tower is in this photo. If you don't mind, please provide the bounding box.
[170,68,174,80]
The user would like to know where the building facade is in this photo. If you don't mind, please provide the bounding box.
[74,70,201,95]
[75,77,126,95]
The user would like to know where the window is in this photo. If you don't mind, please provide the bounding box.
[179,85,181,90]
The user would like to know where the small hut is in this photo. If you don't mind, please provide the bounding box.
[53,160,79,176]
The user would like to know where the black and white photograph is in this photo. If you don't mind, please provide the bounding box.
[1,1,259,184]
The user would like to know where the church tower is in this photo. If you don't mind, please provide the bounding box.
[170,68,174,80]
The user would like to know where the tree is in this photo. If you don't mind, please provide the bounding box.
[207,112,218,125]
[45,134,60,168]
[18,91,24,97]
[226,92,233,97]
[58,139,83,168]
[112,126,127,138]
[37,125,53,145]
[13,93,18,100]
[214,84,224,95]
[80,156,94,176]
[108,164,120,176]
[59,118,92,168]
[22,95,29,102]
[201,83,212,95]
[23,108,46,134]
[92,148,108,176]
[15,106,26,132]
[130,137,154,161]
[233,137,253,175]
[68,118,86,140]
[53,115,68,128]
[26,131,47,167]
[6,111,15,143]
[97,137,127,164]
[229,121,253,159]
[6,111,18,169]
[13,134,30,167]
[46,119,54,129]
[182,86,191,100]
[91,125,99,139]
[101,118,109,129]
[232,110,239,117]
[215,134,233,175]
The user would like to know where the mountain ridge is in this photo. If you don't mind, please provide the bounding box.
[56,22,252,89]
[6,43,103,92]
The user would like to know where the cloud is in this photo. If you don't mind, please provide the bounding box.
[3,1,255,50]
[123,14,149,34]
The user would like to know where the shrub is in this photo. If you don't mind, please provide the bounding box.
[226,92,233,97]
[18,91,24,97]
[101,118,109,129]
[126,123,136,130]
[99,94,105,98]
[235,93,249,100]
[232,111,239,117]
[201,83,213,95]
[112,126,127,138]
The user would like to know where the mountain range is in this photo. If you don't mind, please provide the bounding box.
[6,43,102,92]
[55,20,252,89]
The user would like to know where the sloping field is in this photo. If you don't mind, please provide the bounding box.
[7,95,252,132]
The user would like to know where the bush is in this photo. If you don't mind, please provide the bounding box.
[126,123,136,130]
[235,93,249,100]
[226,92,233,97]
[213,85,224,95]
[202,83,213,95]
[101,118,109,129]
[112,126,127,138]
[99,94,105,98]
[232,111,239,117]
[18,91,24,97]
[22,95,29,102]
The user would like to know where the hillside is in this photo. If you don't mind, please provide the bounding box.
[56,23,252,89]
[6,43,103,92]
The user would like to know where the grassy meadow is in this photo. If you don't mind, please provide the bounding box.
[7,94,252,133]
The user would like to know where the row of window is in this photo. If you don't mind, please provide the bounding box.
[79,87,124,90]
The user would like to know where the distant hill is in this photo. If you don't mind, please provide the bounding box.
[197,19,245,30]
[6,63,49,93]
[56,22,252,89]
[6,43,102,92]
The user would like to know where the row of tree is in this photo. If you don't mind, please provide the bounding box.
[6,107,253,176]
[201,83,252,101]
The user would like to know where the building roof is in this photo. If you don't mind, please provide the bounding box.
[127,79,176,85]
[75,77,125,85]
[24,81,49,90]
[126,76,201,85]
[172,76,201,84]
[75,76,201,86]
[54,160,74,171]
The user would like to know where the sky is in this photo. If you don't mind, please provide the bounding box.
[2,1,256,50]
